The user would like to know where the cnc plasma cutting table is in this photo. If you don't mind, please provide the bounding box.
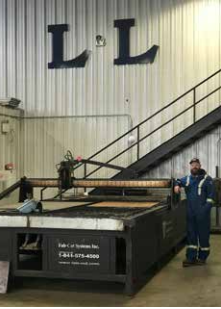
[0,161,186,295]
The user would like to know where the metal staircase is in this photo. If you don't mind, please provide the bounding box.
[116,105,221,179]
[73,68,221,185]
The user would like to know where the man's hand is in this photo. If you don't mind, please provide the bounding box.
[174,185,181,194]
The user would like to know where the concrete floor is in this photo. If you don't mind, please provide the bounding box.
[0,235,221,307]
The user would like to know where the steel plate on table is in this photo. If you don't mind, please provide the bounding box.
[91,201,159,208]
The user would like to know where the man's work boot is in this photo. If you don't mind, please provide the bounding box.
[182,259,197,267]
[196,259,206,266]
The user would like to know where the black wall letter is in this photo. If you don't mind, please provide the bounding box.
[48,24,91,69]
[114,19,159,65]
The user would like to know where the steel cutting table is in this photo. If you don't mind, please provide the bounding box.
[0,159,186,294]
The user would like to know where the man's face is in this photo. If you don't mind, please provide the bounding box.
[190,162,201,175]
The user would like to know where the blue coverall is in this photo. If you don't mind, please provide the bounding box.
[176,169,215,261]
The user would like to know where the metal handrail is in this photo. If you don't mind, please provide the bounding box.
[73,68,221,178]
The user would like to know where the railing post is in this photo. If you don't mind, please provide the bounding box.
[137,126,140,160]
[193,88,196,122]
[83,163,87,194]
[84,163,87,179]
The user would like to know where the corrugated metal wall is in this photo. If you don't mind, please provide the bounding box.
[0,0,221,178]
[23,114,131,178]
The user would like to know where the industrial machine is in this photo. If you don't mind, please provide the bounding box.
[0,156,186,295]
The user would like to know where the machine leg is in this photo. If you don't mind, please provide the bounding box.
[172,245,178,254]
[124,232,135,296]
[124,277,135,296]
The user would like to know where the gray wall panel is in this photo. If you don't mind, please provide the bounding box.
[0,0,221,178]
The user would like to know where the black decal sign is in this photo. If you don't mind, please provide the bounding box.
[47,19,159,69]
[114,18,159,65]
[48,24,91,69]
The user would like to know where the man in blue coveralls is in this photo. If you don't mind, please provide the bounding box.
[174,158,215,267]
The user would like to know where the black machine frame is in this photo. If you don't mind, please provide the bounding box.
[0,159,186,295]
[0,202,186,295]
